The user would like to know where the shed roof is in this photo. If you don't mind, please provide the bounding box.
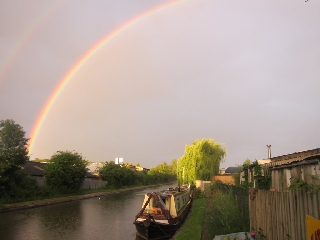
[266,148,320,167]
[225,167,240,173]
[22,161,98,178]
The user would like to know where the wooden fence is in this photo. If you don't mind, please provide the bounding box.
[82,178,107,189]
[250,189,320,240]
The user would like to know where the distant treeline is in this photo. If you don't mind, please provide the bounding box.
[99,161,177,188]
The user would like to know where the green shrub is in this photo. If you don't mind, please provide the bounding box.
[44,151,88,193]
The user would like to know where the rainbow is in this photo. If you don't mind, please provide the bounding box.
[0,0,69,84]
[28,0,188,154]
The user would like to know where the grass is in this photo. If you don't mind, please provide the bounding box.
[174,198,206,240]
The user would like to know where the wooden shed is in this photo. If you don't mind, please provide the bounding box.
[266,148,320,191]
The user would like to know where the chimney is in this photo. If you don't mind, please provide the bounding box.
[266,145,271,159]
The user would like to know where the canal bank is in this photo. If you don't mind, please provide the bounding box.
[0,183,173,213]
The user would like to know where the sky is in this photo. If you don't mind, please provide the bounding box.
[1,0,320,169]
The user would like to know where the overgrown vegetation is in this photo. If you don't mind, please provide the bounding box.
[201,182,249,240]
[289,176,320,193]
[174,181,250,240]
[240,160,271,190]
[257,174,271,190]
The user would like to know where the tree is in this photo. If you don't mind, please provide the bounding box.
[44,151,88,193]
[99,161,135,188]
[171,159,177,174]
[147,161,177,183]
[148,161,171,175]
[242,159,251,167]
[177,138,226,184]
[0,119,29,194]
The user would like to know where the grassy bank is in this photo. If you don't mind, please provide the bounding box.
[174,183,249,240]
[174,198,206,240]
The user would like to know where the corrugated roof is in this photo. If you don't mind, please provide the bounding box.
[270,148,320,163]
[264,148,320,168]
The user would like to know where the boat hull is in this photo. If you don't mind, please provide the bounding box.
[134,220,178,240]
[134,199,192,240]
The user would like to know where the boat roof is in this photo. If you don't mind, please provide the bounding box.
[159,193,171,199]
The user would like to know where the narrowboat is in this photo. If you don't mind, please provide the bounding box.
[133,185,192,240]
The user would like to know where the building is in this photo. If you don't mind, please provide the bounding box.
[213,166,240,185]
[241,148,320,191]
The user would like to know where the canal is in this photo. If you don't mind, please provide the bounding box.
[0,183,177,240]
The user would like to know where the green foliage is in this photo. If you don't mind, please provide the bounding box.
[44,151,88,193]
[257,174,271,190]
[212,191,245,233]
[202,184,249,239]
[177,138,226,184]
[289,176,320,193]
[242,159,251,167]
[241,181,254,189]
[5,170,39,198]
[241,159,270,190]
[147,168,176,184]
[99,161,135,188]
[147,161,177,184]
[148,161,175,175]
[0,169,52,203]
[170,159,177,175]
[0,119,29,195]
[99,161,176,188]
[252,160,262,176]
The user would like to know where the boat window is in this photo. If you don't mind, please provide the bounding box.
[153,197,159,208]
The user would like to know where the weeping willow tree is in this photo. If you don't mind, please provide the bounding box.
[177,138,227,184]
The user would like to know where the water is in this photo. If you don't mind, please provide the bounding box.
[0,183,177,240]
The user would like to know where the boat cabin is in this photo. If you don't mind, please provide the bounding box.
[140,188,191,219]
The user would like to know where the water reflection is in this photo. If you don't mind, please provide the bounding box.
[37,201,82,237]
[0,183,177,240]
